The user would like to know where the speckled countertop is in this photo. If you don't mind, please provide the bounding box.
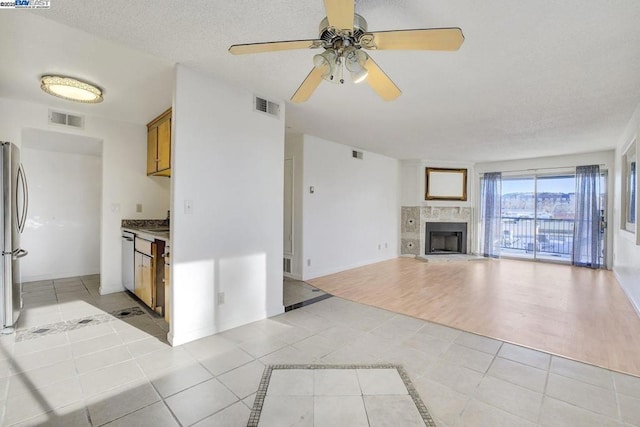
[122,219,170,243]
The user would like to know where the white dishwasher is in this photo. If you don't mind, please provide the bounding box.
[121,231,135,292]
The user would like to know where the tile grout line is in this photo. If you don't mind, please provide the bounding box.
[457,340,505,424]
[610,369,623,424]
[535,349,553,426]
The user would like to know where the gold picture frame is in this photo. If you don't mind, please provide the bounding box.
[425,167,468,201]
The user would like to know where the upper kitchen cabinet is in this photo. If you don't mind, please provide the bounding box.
[147,108,171,177]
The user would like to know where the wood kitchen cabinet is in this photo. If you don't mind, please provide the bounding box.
[147,108,171,177]
[133,235,168,316]
[134,251,153,307]
[134,237,155,308]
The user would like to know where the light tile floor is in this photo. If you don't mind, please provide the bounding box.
[0,276,638,426]
[250,365,433,427]
[283,278,326,307]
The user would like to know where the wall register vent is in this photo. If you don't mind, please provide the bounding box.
[254,96,280,118]
[283,257,292,274]
[49,109,84,129]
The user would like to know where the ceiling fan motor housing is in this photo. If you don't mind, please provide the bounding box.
[319,13,369,51]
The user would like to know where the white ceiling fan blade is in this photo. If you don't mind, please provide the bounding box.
[291,64,329,103]
[229,39,323,55]
[323,0,354,31]
[364,56,401,101]
[362,28,464,51]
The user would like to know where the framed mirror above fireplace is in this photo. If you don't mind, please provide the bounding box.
[425,167,468,201]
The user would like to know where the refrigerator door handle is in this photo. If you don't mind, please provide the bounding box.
[13,249,28,260]
[17,164,28,233]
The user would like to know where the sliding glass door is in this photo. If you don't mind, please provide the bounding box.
[499,172,607,264]
[535,175,576,262]
[501,177,536,260]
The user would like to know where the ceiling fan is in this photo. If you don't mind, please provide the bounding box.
[228,0,464,103]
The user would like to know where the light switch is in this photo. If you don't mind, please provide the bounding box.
[184,200,193,214]
[136,204,142,213]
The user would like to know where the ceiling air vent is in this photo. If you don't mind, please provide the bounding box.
[48,109,84,129]
[352,150,363,160]
[254,96,280,118]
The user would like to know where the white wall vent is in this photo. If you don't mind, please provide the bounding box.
[48,109,84,129]
[283,257,292,273]
[352,150,363,160]
[254,96,280,118]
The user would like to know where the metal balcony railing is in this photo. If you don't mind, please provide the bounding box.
[500,217,574,258]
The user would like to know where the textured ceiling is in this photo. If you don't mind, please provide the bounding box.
[3,1,640,162]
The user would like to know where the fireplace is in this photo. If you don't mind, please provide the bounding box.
[425,222,467,254]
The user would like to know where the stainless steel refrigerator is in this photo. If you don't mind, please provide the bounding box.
[0,142,28,332]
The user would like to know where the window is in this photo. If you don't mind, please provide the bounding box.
[623,141,637,233]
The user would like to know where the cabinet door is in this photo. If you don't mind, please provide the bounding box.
[134,252,153,307]
[157,118,171,172]
[134,252,144,299]
[147,127,158,175]
[140,255,153,307]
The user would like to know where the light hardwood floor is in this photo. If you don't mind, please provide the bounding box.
[308,257,640,377]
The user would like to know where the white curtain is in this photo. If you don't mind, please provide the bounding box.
[572,165,602,268]
[481,172,502,258]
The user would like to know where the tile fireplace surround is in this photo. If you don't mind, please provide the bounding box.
[401,206,473,256]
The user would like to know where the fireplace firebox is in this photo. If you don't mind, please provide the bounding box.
[425,222,467,254]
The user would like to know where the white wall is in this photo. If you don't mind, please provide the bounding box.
[400,160,475,208]
[284,134,304,279]
[21,141,101,281]
[0,97,170,293]
[301,135,400,280]
[613,102,640,314]
[475,150,615,266]
[170,65,285,346]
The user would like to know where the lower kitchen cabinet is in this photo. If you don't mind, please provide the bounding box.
[134,251,153,307]
[133,235,167,316]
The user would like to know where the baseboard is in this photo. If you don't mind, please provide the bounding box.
[99,283,126,295]
[168,303,285,347]
[303,254,398,281]
[614,268,640,318]
[23,270,100,283]
[168,324,219,347]
[284,272,303,281]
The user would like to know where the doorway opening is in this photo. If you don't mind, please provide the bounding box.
[21,128,103,281]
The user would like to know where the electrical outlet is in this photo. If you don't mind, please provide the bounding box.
[307,259,311,267]
[385,242,388,248]
[136,203,142,213]
[217,292,225,305]
[378,244,381,250]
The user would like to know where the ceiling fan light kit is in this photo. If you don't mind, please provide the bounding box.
[229,0,464,103]
[344,48,369,83]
